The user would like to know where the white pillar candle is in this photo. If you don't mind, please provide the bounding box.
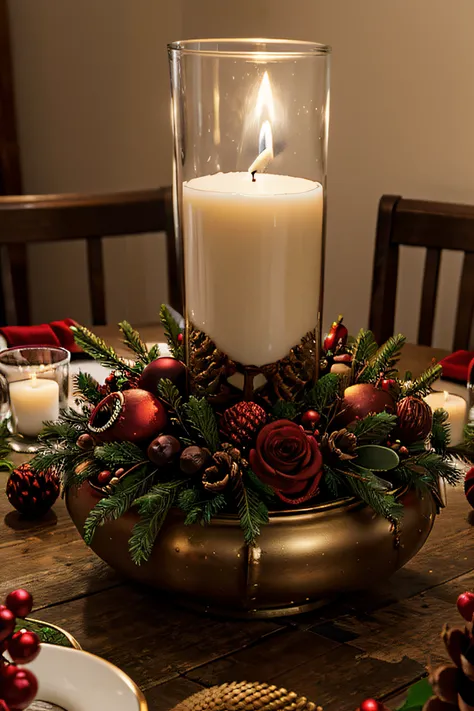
[183,172,323,366]
[10,375,59,437]
[424,390,467,446]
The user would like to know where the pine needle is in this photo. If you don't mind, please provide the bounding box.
[347,412,397,443]
[94,441,146,468]
[345,467,404,521]
[160,305,184,360]
[359,334,406,383]
[71,324,131,374]
[184,396,220,452]
[430,408,451,455]
[305,373,340,411]
[73,372,103,406]
[233,474,269,546]
[402,364,443,397]
[118,321,150,363]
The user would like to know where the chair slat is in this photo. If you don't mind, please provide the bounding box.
[453,251,474,351]
[417,248,441,346]
[86,237,106,326]
[7,243,29,324]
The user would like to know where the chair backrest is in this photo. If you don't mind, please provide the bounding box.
[0,187,182,325]
[369,194,474,350]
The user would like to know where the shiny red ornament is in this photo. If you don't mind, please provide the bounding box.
[88,389,167,443]
[301,410,321,429]
[1,666,38,709]
[464,467,474,509]
[138,357,186,395]
[359,700,383,711]
[381,379,396,392]
[7,630,40,664]
[177,333,184,345]
[323,316,348,353]
[6,463,59,518]
[0,607,15,643]
[97,470,112,486]
[5,589,33,619]
[338,384,395,427]
[457,591,474,622]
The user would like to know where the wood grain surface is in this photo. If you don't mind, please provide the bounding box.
[0,334,472,711]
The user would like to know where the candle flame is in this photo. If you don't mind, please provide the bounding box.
[249,72,275,176]
[444,390,449,402]
[31,372,38,388]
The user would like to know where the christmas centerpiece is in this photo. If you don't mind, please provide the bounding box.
[24,306,466,616]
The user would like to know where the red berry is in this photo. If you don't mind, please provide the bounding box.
[360,700,383,711]
[5,590,32,619]
[301,410,321,429]
[381,379,396,392]
[8,630,40,664]
[97,470,112,486]
[0,700,9,711]
[0,608,16,643]
[177,333,183,345]
[457,591,474,622]
[1,666,38,709]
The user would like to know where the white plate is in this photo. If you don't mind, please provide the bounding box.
[27,644,147,711]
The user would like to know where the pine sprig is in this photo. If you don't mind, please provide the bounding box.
[118,320,150,364]
[244,469,277,505]
[399,451,462,487]
[322,465,346,498]
[160,305,184,360]
[184,396,220,452]
[147,344,161,362]
[156,379,191,439]
[233,475,269,546]
[0,420,11,461]
[181,492,227,525]
[347,412,397,443]
[359,334,406,383]
[73,372,103,406]
[70,324,127,371]
[305,373,340,411]
[430,408,451,455]
[94,441,146,468]
[402,364,443,398]
[128,480,184,564]
[351,329,378,378]
[272,400,301,421]
[345,467,404,521]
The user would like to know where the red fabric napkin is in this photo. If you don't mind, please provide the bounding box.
[439,350,474,383]
[0,319,82,353]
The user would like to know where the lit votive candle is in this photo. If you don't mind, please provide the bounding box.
[9,374,60,437]
[424,390,467,446]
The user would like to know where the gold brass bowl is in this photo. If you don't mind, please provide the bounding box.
[67,483,437,618]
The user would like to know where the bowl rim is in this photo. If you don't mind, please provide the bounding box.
[25,617,82,649]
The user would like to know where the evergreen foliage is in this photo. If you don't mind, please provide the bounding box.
[234,475,269,546]
[160,305,184,360]
[401,364,443,397]
[184,396,220,452]
[347,412,397,443]
[359,334,406,383]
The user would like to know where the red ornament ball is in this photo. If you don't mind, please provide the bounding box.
[0,666,38,709]
[395,396,433,444]
[6,463,59,518]
[323,316,348,353]
[8,630,40,664]
[338,384,395,427]
[5,589,33,619]
[360,700,383,711]
[0,607,15,644]
[138,357,186,395]
[301,410,321,430]
[456,591,474,622]
[88,389,167,443]
[464,467,474,509]
[97,470,112,486]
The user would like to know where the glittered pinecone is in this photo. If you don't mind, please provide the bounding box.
[395,396,433,444]
[202,445,244,493]
[321,428,357,461]
[220,402,267,448]
[170,680,321,711]
[6,463,59,518]
[423,602,474,711]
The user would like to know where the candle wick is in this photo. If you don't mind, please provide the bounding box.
[251,170,257,183]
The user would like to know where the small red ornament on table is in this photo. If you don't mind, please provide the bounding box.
[6,463,59,519]
[464,467,474,509]
[301,410,321,431]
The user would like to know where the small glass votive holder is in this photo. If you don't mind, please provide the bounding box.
[0,346,70,452]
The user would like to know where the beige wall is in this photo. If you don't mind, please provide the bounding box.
[8,1,474,347]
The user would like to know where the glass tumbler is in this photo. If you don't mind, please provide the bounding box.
[168,39,331,408]
[0,346,70,452]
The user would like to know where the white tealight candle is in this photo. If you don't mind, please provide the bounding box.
[424,390,467,446]
[10,374,60,437]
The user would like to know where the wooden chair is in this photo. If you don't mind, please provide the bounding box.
[0,187,182,325]
[369,194,474,350]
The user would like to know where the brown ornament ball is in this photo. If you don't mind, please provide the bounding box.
[220,401,267,448]
[180,446,210,475]
[395,396,433,444]
[138,357,186,395]
[147,435,181,467]
[465,467,474,509]
[6,463,59,518]
[338,383,395,427]
[76,433,95,451]
[88,389,167,443]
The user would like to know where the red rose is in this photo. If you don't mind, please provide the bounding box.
[249,419,323,505]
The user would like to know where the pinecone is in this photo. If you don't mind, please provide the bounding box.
[170,680,321,711]
[321,429,357,461]
[423,622,474,711]
[202,445,244,492]
[220,402,267,448]
[6,463,59,518]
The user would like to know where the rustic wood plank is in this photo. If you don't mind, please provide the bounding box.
[418,248,441,346]
[185,628,340,688]
[36,584,284,690]
[145,676,205,711]
[86,236,107,326]
[453,251,474,351]
[369,195,400,344]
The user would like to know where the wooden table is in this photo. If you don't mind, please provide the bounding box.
[1,333,472,711]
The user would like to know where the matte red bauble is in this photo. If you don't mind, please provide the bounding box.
[465,467,474,509]
[88,389,167,443]
[338,383,395,427]
[1,666,38,709]
[138,357,186,395]
[8,630,40,664]
[5,589,33,618]
[6,463,59,518]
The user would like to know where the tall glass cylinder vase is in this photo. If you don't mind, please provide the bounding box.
[168,39,330,408]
